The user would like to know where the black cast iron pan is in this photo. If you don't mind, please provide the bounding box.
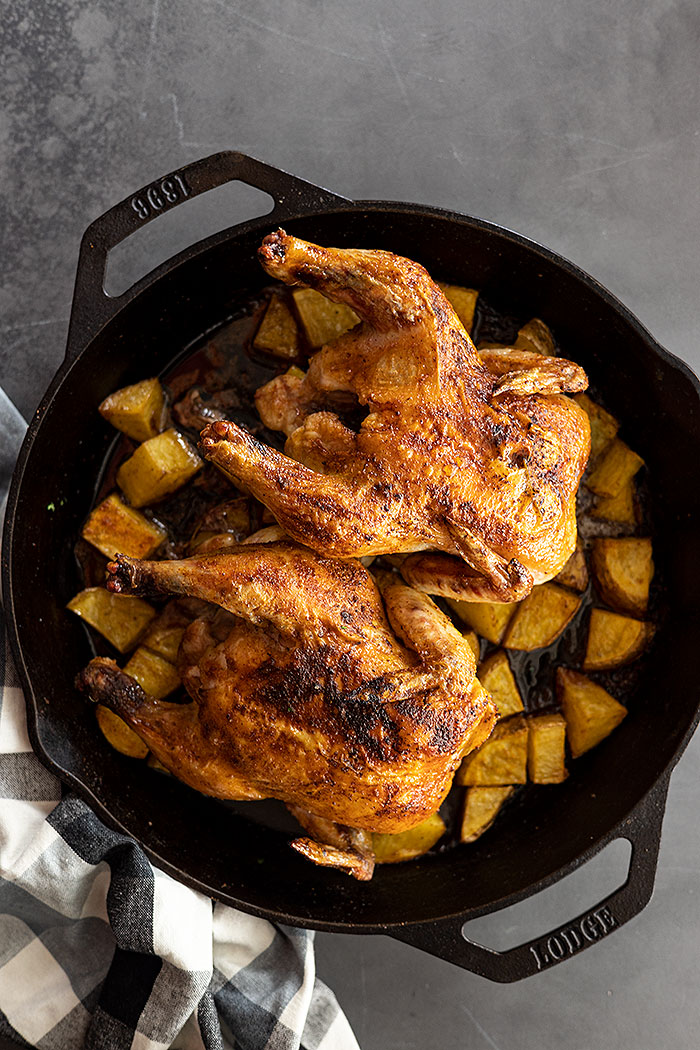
[3,151,700,982]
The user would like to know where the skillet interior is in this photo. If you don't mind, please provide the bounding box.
[4,204,700,932]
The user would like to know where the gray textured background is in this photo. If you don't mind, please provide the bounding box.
[2,1,699,1047]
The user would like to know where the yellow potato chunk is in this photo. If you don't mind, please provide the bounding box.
[463,630,481,666]
[95,705,149,759]
[456,716,528,786]
[124,647,181,699]
[574,394,619,464]
[253,293,299,358]
[586,438,644,498]
[502,584,581,651]
[372,813,446,864]
[292,288,359,349]
[67,587,156,653]
[82,493,167,560]
[141,623,185,664]
[478,651,523,719]
[557,668,627,758]
[460,786,514,843]
[555,541,589,593]
[591,537,654,617]
[515,318,556,357]
[99,378,167,443]
[591,482,637,526]
[583,609,653,671]
[438,283,478,334]
[446,599,516,645]
[117,428,202,508]
[527,713,568,783]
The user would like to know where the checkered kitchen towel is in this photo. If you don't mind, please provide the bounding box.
[0,387,360,1050]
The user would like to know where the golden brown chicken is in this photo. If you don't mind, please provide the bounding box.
[77,540,496,879]
[200,232,591,602]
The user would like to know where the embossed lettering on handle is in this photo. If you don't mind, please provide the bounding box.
[528,906,617,971]
[131,174,191,221]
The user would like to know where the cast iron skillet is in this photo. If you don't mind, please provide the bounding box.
[3,152,700,982]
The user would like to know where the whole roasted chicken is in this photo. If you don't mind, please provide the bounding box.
[201,232,591,602]
[78,539,496,879]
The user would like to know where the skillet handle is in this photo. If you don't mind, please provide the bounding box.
[389,773,671,982]
[65,151,351,362]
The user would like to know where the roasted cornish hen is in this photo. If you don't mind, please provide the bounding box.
[200,232,590,602]
[77,539,496,879]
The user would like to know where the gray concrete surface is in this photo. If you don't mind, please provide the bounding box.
[2,1,699,1047]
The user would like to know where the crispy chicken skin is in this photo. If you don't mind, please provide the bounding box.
[200,231,591,602]
[77,543,496,878]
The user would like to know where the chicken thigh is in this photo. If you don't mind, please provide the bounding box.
[200,232,590,602]
[77,541,496,879]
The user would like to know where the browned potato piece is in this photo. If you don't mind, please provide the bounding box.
[292,288,359,348]
[372,813,446,864]
[478,651,523,719]
[574,393,619,464]
[515,318,555,357]
[586,439,644,498]
[591,538,654,617]
[557,668,627,758]
[446,599,516,645]
[67,588,156,653]
[555,541,588,593]
[456,716,528,786]
[591,482,637,526]
[117,429,202,508]
[124,647,181,699]
[99,378,167,443]
[147,753,171,774]
[82,493,167,560]
[460,786,514,843]
[528,713,568,783]
[463,630,481,666]
[253,293,299,358]
[438,283,478,334]
[141,623,186,664]
[502,584,581,651]
[95,705,149,759]
[583,609,653,671]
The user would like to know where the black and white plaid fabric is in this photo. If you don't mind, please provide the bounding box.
[0,390,359,1050]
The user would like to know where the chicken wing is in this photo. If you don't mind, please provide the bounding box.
[200,232,590,602]
[77,543,496,879]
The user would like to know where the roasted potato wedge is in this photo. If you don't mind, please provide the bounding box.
[292,288,359,349]
[372,813,446,864]
[574,393,619,464]
[583,608,653,671]
[502,584,581,651]
[515,318,555,357]
[141,622,186,665]
[590,481,637,526]
[527,713,568,783]
[117,428,202,508]
[253,293,299,358]
[456,716,528,786]
[460,786,514,843]
[95,705,149,759]
[438,283,478,334]
[591,537,654,617]
[463,629,481,666]
[124,646,181,699]
[557,668,627,758]
[586,438,644,499]
[555,540,589,593]
[446,599,516,645]
[99,378,167,443]
[67,587,156,653]
[478,650,523,719]
[82,493,167,560]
